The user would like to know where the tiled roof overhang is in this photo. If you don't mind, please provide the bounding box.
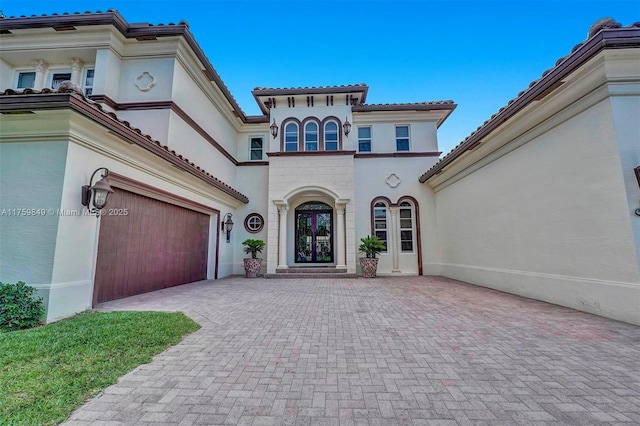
[0,88,250,204]
[419,23,640,183]
[0,10,265,124]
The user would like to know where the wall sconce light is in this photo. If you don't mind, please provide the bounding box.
[343,117,351,137]
[221,213,234,242]
[81,167,114,215]
[270,119,278,138]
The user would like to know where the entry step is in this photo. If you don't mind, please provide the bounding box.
[265,267,357,279]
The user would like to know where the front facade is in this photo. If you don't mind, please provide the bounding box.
[0,13,638,325]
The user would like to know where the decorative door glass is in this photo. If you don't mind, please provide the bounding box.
[295,202,333,263]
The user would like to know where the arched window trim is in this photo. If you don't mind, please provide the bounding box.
[370,197,392,253]
[304,121,319,151]
[279,118,302,152]
[321,116,343,150]
[397,196,422,275]
[323,120,339,151]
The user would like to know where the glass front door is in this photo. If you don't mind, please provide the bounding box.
[295,203,333,263]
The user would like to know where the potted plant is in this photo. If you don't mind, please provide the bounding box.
[358,235,386,278]
[242,239,265,278]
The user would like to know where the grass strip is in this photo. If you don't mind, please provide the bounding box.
[0,310,200,425]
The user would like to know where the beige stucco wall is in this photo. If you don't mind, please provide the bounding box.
[353,157,439,275]
[266,155,356,273]
[431,97,640,325]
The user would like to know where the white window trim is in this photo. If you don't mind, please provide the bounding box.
[395,124,411,152]
[304,121,319,151]
[83,68,95,96]
[48,69,73,89]
[15,69,36,89]
[248,136,265,161]
[284,122,299,152]
[324,121,339,151]
[358,126,372,152]
[398,202,415,253]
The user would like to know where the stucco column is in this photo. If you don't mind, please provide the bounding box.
[277,204,288,269]
[33,59,48,90]
[70,58,84,86]
[389,206,401,272]
[336,203,347,268]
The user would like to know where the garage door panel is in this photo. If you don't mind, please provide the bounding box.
[94,188,210,304]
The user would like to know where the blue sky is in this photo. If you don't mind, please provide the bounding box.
[2,0,638,154]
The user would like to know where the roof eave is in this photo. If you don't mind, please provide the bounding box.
[0,91,250,203]
[419,25,640,184]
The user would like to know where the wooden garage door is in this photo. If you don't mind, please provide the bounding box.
[93,188,210,304]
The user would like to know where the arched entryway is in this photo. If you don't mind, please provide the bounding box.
[295,201,333,263]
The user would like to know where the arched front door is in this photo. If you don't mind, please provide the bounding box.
[295,202,333,263]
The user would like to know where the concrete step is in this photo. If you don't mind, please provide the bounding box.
[264,272,358,279]
[275,267,347,274]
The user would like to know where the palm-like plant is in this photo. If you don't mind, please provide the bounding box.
[242,239,265,259]
[358,235,386,259]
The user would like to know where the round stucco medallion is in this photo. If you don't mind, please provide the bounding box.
[134,71,157,92]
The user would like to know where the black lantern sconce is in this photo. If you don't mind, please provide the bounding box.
[343,117,351,137]
[269,119,278,138]
[81,167,114,215]
[221,213,234,242]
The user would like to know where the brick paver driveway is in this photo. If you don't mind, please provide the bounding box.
[65,276,640,425]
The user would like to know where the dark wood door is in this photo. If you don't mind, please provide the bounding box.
[93,188,210,304]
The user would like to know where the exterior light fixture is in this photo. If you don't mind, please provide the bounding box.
[343,117,351,136]
[221,213,234,242]
[81,167,114,214]
[269,119,278,138]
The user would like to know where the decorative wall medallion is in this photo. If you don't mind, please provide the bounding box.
[385,173,401,188]
[134,71,157,92]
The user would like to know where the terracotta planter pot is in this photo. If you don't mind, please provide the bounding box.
[243,258,262,278]
[360,257,379,278]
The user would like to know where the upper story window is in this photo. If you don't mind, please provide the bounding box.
[285,122,299,151]
[51,72,72,90]
[304,122,318,151]
[17,72,36,89]
[324,121,339,151]
[250,137,263,160]
[399,201,414,252]
[83,69,94,96]
[396,125,410,151]
[372,201,389,252]
[358,127,372,152]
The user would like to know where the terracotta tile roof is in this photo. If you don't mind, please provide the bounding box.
[353,100,457,113]
[0,87,250,203]
[0,10,263,124]
[419,19,640,183]
[253,83,368,91]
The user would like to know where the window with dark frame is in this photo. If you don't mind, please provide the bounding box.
[250,137,263,160]
[244,213,264,233]
[51,72,72,90]
[358,126,371,152]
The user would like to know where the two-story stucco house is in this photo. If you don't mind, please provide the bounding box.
[1,12,639,326]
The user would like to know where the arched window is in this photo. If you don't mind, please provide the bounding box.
[285,122,299,151]
[324,121,338,151]
[399,201,414,252]
[304,122,318,151]
[372,201,389,252]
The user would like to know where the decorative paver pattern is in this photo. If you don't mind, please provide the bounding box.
[65,276,640,425]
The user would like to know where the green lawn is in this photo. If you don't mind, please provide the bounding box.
[0,311,200,426]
